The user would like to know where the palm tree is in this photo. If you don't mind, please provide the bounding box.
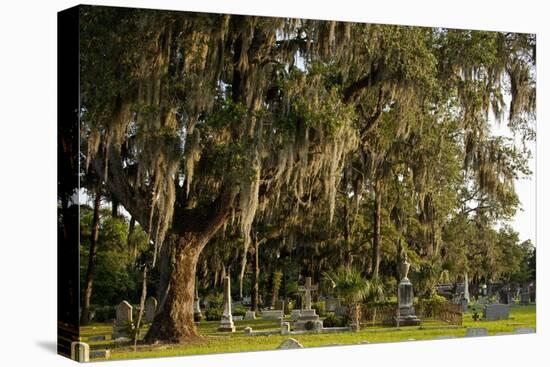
[323,268,385,330]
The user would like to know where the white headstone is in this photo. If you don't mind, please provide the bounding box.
[71,341,90,362]
[244,310,256,320]
[281,322,291,335]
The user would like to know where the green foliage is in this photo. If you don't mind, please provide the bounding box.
[80,204,150,307]
[322,314,346,327]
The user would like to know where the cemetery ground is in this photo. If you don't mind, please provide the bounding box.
[80,304,535,361]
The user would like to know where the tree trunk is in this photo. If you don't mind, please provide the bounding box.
[372,182,381,278]
[80,191,101,325]
[145,234,203,343]
[252,239,260,312]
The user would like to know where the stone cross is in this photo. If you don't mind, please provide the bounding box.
[298,277,318,310]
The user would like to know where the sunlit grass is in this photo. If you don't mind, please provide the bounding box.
[80,304,535,361]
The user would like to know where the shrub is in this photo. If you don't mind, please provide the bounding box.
[204,307,222,321]
[94,306,116,322]
[322,313,345,327]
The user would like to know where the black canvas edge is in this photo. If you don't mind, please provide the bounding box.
[57,4,81,361]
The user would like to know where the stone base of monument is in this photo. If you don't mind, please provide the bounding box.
[293,309,322,331]
[218,315,236,332]
[395,314,421,326]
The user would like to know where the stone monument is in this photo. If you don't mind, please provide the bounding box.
[294,277,322,331]
[112,300,134,338]
[218,276,235,332]
[396,257,421,326]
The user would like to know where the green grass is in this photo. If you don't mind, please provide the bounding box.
[80,304,536,361]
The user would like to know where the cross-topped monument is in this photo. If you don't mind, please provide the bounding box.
[294,277,322,331]
[298,277,318,310]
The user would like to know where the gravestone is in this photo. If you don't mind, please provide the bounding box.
[483,304,509,321]
[460,297,468,312]
[520,292,530,304]
[513,327,535,334]
[71,341,90,362]
[465,327,488,337]
[325,297,341,312]
[244,310,256,320]
[278,338,304,349]
[261,309,284,320]
[395,257,421,326]
[281,322,291,335]
[144,297,157,324]
[218,276,235,332]
[112,301,134,338]
[233,315,243,321]
[294,277,322,331]
[244,326,253,336]
[312,320,323,333]
[90,350,111,359]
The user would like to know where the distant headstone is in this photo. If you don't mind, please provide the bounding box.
[218,276,236,332]
[312,320,323,333]
[112,301,134,338]
[244,310,256,320]
[71,341,90,362]
[520,292,530,304]
[90,350,111,359]
[144,297,157,324]
[277,338,304,349]
[513,327,535,334]
[233,315,243,321]
[483,304,509,321]
[325,298,341,312]
[281,322,291,335]
[261,309,284,320]
[244,326,253,336]
[465,327,488,337]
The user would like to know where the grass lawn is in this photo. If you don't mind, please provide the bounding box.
[80,304,536,361]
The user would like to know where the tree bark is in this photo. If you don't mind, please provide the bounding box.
[80,191,101,325]
[145,234,203,343]
[372,182,382,278]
